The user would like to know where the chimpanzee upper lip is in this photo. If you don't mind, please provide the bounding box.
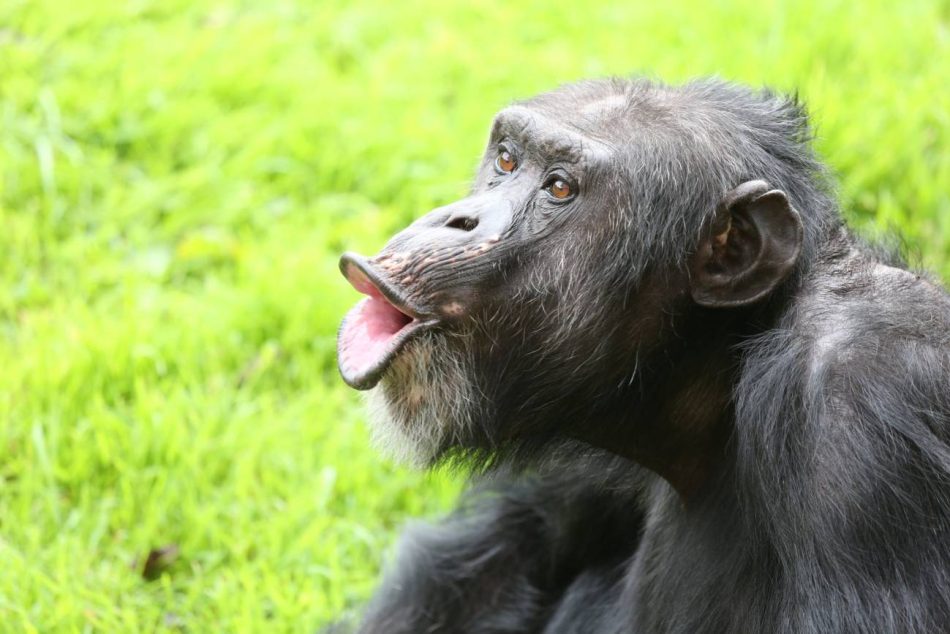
[337,252,439,390]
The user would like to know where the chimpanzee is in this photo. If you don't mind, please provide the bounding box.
[334,78,950,633]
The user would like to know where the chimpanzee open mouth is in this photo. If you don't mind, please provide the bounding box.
[337,252,439,390]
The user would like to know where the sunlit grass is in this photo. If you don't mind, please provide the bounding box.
[0,0,947,630]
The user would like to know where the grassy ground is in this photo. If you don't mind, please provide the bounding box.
[0,0,947,631]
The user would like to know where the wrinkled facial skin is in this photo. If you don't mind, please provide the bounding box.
[338,99,683,464]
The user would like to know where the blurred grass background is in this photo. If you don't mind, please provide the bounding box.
[0,0,947,631]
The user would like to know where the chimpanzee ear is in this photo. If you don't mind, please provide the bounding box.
[690,180,803,308]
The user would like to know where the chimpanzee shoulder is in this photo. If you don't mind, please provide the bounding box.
[720,230,950,631]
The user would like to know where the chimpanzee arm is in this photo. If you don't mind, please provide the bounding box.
[356,452,646,634]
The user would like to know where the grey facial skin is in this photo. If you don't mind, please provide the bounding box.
[333,78,950,634]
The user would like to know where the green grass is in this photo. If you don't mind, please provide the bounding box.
[0,0,947,630]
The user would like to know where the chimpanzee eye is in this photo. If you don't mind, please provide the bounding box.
[545,178,574,200]
[495,150,517,174]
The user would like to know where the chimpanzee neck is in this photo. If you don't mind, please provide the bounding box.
[569,298,786,500]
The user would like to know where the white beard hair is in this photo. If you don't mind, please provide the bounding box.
[363,331,476,466]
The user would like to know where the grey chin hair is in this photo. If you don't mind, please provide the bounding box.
[363,331,476,467]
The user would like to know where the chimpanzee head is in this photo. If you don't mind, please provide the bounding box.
[338,78,835,468]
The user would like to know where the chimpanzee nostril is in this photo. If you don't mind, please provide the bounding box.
[445,216,479,232]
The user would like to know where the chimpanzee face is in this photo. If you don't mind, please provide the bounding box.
[337,95,643,462]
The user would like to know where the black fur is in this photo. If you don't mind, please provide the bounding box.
[334,78,950,633]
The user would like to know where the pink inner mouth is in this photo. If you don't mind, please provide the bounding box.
[338,268,414,382]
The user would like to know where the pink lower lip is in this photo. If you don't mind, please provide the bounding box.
[338,295,414,381]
